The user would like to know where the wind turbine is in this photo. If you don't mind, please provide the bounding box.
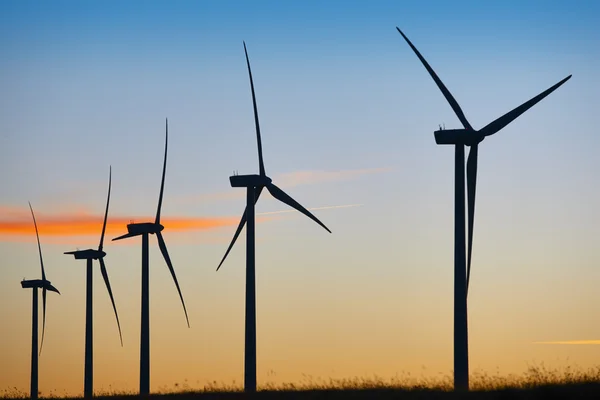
[396,27,571,391]
[64,166,122,399]
[112,119,189,396]
[21,203,60,400]
[217,42,331,393]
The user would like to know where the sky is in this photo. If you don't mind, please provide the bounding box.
[1,0,599,396]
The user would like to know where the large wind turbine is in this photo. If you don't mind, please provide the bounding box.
[64,166,122,399]
[21,203,60,400]
[112,119,189,395]
[217,42,331,393]
[396,27,571,391]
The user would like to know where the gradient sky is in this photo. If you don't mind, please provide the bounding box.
[1,0,599,396]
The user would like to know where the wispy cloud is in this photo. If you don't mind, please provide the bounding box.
[185,167,391,203]
[274,168,392,189]
[257,203,363,216]
[534,340,600,345]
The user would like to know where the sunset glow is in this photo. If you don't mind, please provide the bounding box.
[0,0,597,397]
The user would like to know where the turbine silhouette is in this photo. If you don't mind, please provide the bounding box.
[21,203,60,400]
[112,119,189,395]
[64,167,122,399]
[396,27,571,391]
[217,42,331,393]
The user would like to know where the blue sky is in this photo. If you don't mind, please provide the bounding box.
[0,0,599,395]
[1,0,596,212]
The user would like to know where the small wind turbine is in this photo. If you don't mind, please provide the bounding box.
[21,203,60,400]
[217,42,331,393]
[112,119,189,396]
[396,27,571,391]
[64,166,122,399]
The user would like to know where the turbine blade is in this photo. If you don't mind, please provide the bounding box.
[266,183,331,233]
[99,166,112,251]
[112,232,140,241]
[39,281,59,355]
[99,258,123,346]
[466,145,478,294]
[396,27,473,131]
[155,119,168,225]
[243,41,266,176]
[156,231,189,328]
[40,287,47,356]
[217,186,263,271]
[479,75,572,137]
[29,202,45,281]
[217,214,246,271]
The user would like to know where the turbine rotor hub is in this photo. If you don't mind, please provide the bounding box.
[464,132,485,147]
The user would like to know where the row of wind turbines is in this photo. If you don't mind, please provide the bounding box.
[19,30,571,398]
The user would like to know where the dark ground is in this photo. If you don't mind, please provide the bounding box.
[62,383,600,400]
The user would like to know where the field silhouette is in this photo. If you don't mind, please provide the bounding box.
[3,364,600,399]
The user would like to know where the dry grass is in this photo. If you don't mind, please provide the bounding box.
[3,364,600,399]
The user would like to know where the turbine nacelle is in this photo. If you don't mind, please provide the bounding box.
[114,222,164,240]
[64,249,106,260]
[434,128,484,147]
[21,279,60,293]
[230,174,272,188]
[128,222,164,235]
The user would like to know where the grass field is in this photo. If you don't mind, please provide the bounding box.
[3,364,600,399]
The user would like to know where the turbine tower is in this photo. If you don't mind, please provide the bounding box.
[64,167,122,399]
[112,119,189,395]
[21,203,60,400]
[217,42,331,393]
[396,27,571,391]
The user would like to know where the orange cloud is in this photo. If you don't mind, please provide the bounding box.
[0,202,357,241]
[0,209,242,238]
